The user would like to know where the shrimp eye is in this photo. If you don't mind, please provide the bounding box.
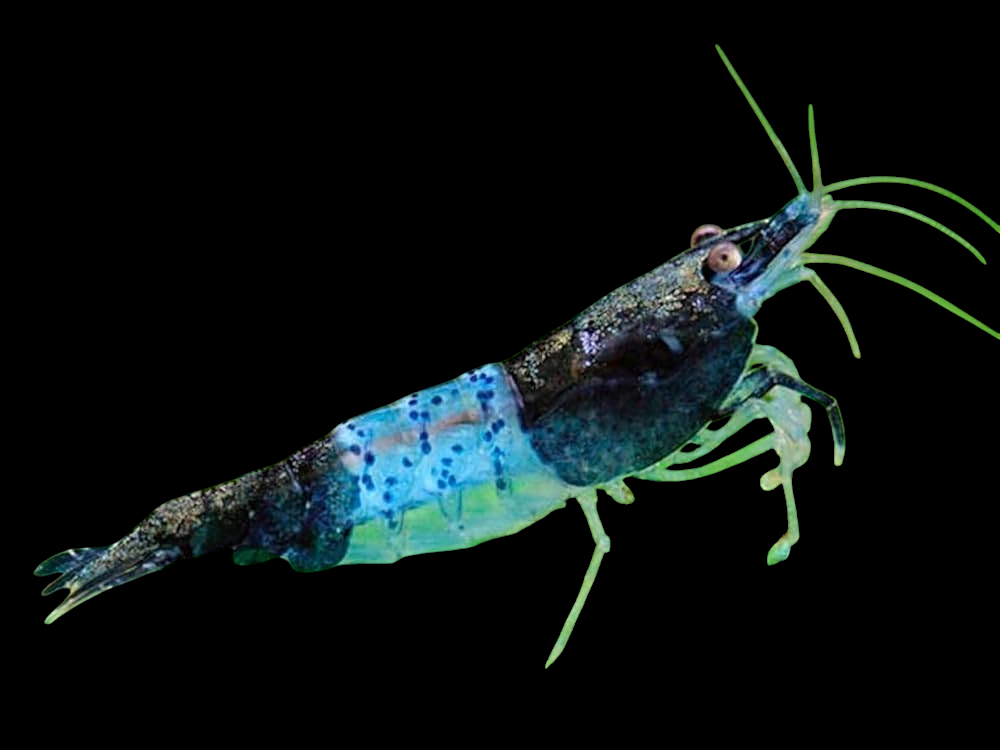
[706,241,743,273]
[690,224,723,247]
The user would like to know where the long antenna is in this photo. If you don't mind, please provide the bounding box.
[715,45,806,195]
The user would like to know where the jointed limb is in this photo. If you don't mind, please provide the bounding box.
[635,345,843,565]
[545,490,610,668]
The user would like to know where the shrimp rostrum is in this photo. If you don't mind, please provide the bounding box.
[36,46,998,667]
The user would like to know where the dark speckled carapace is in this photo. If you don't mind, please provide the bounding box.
[505,221,767,486]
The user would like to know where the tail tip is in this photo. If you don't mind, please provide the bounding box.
[35,547,107,579]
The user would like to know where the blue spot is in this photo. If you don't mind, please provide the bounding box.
[358,429,365,437]
[437,479,447,489]
[496,419,505,430]
[483,431,493,442]
[491,446,503,457]
[362,475,375,491]
[383,491,392,502]
[431,395,442,405]
[441,469,450,477]
[419,431,428,441]
[496,478,507,490]
[421,442,432,455]
[476,391,487,401]
[485,376,494,384]
[451,389,459,397]
[451,444,463,453]
[409,410,419,420]
[484,389,494,400]
[364,452,375,466]
[408,399,417,406]
[386,476,397,486]
[470,373,478,381]
[420,410,429,419]
[442,457,453,466]
[347,422,355,431]
[448,475,457,486]
[349,444,362,455]
[403,457,414,467]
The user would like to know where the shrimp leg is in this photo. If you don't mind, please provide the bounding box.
[545,489,610,669]
[635,345,828,564]
[721,345,828,564]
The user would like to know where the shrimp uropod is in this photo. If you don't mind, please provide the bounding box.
[33,43,996,671]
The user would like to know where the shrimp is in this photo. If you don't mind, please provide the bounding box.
[33,41,1000,668]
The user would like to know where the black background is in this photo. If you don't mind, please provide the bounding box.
[18,21,993,697]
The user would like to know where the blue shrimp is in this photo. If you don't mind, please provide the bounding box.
[34,45,997,669]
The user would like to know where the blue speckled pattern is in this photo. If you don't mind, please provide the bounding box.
[332,364,574,563]
[334,364,539,522]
